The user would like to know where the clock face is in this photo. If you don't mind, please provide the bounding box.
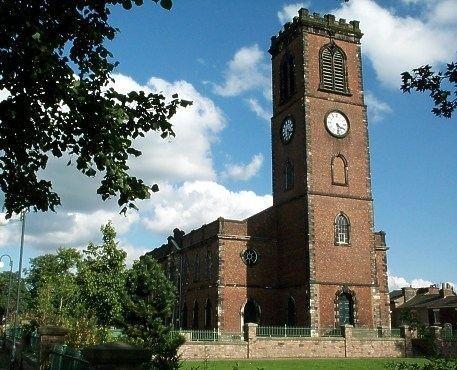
[281,117,294,144]
[326,111,349,138]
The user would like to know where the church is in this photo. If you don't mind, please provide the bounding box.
[149,8,391,333]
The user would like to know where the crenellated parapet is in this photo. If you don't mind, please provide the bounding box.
[269,8,363,56]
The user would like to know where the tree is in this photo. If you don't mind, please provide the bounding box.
[0,270,30,321]
[401,62,457,118]
[26,248,81,324]
[0,0,191,218]
[78,222,127,326]
[121,254,182,368]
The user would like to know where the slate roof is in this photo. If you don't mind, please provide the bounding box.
[389,290,403,300]
[397,293,441,309]
[423,295,457,309]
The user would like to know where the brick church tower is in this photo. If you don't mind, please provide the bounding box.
[269,9,390,329]
[150,9,391,332]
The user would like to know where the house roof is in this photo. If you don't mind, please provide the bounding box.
[422,295,457,309]
[397,293,441,309]
[389,290,403,300]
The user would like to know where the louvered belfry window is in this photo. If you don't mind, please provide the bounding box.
[320,43,348,94]
[279,52,296,103]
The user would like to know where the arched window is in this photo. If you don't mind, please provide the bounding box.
[169,259,176,284]
[284,160,294,191]
[206,250,212,279]
[182,256,189,284]
[192,301,199,329]
[287,296,296,326]
[182,303,188,329]
[243,299,261,324]
[280,52,296,103]
[204,299,213,329]
[334,213,350,245]
[194,254,200,282]
[320,43,349,94]
[338,292,354,325]
[331,155,348,186]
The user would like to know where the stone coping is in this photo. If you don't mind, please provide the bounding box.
[256,337,345,341]
[184,341,247,345]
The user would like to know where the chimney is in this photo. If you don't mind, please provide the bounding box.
[427,285,439,295]
[440,282,455,298]
[402,286,417,302]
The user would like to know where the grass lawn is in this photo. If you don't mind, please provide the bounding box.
[181,358,427,370]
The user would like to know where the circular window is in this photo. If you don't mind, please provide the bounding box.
[242,249,259,266]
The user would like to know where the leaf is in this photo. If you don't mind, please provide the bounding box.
[122,0,133,10]
[160,0,173,10]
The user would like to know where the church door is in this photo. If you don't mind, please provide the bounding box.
[244,299,260,324]
[338,293,354,325]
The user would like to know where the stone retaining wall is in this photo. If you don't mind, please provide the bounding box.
[178,324,407,360]
[180,342,248,360]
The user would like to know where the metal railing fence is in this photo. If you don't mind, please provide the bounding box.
[256,325,311,338]
[49,344,90,370]
[171,329,243,342]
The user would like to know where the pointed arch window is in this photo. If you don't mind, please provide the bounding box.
[320,43,349,94]
[206,250,212,279]
[182,303,188,329]
[192,301,199,329]
[338,292,355,325]
[284,160,294,191]
[204,299,213,329]
[287,296,296,326]
[331,155,348,186]
[194,254,200,282]
[280,52,296,103]
[334,213,350,245]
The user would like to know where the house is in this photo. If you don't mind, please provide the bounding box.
[390,283,457,330]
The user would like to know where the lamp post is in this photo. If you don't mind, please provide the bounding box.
[11,210,26,366]
[0,254,13,327]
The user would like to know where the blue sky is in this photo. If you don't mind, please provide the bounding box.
[0,0,456,290]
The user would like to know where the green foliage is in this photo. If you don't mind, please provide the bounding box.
[63,316,117,348]
[151,332,185,370]
[26,247,81,324]
[121,254,178,365]
[399,309,422,331]
[386,358,457,370]
[78,222,127,326]
[0,0,190,218]
[401,62,457,118]
[0,270,31,319]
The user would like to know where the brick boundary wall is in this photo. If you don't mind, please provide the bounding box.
[178,324,408,360]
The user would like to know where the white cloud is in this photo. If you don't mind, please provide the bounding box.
[213,45,271,99]
[334,0,457,88]
[428,0,457,26]
[277,3,309,25]
[246,98,271,121]
[142,180,272,234]
[388,273,456,291]
[119,242,151,267]
[112,74,226,184]
[0,73,273,261]
[222,154,264,181]
[13,209,139,252]
[364,91,392,123]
